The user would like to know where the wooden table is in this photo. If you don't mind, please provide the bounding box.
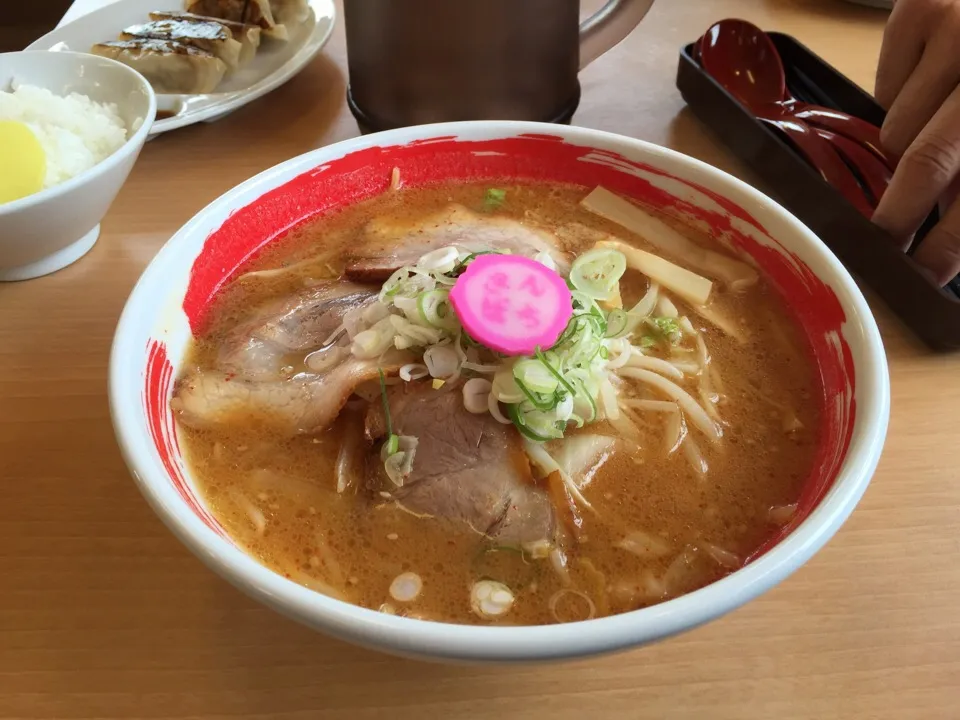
[3,1,958,718]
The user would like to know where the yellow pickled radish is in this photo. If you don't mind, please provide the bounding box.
[0,120,46,204]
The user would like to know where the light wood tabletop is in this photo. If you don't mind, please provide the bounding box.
[2,1,959,718]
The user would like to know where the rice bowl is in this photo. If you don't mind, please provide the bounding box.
[0,83,129,196]
[0,50,155,281]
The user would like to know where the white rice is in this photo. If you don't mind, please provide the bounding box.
[0,83,128,191]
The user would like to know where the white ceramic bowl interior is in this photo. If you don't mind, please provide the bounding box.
[0,51,156,281]
[110,122,889,663]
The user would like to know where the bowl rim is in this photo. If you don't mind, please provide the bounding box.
[0,50,157,215]
[109,120,890,662]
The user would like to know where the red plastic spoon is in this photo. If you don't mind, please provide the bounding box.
[699,19,892,170]
[813,127,892,205]
[698,20,873,215]
[758,115,873,216]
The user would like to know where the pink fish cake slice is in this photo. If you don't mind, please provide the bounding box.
[449,254,573,356]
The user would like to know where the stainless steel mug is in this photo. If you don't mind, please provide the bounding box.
[343,0,655,132]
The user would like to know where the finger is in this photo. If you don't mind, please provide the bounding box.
[873,84,960,241]
[881,16,960,157]
[875,0,928,109]
[941,175,960,215]
[913,194,960,284]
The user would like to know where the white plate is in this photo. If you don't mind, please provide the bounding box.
[28,0,336,136]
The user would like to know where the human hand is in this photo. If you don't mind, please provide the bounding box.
[873,0,960,285]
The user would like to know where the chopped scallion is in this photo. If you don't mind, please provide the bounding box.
[515,377,559,411]
[385,434,399,456]
[507,403,558,442]
[653,316,680,336]
[604,308,629,338]
[483,188,507,210]
[534,348,577,397]
[569,247,627,301]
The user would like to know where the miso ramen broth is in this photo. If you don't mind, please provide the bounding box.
[174,180,821,625]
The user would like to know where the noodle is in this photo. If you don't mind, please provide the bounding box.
[682,434,708,476]
[656,295,679,318]
[622,399,678,413]
[235,251,335,283]
[630,282,659,319]
[623,353,685,381]
[663,410,686,455]
[618,367,721,442]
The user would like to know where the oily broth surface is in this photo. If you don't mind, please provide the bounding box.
[178,181,821,625]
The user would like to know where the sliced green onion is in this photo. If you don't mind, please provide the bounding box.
[483,188,506,210]
[416,246,459,273]
[647,316,682,344]
[550,315,580,348]
[524,413,566,440]
[578,309,606,338]
[449,250,501,278]
[571,291,602,318]
[605,309,629,338]
[573,378,597,423]
[569,248,627,301]
[640,335,657,348]
[515,378,558,411]
[653,316,680,336]
[385,434,399,456]
[534,348,576,397]
[507,403,560,442]
[418,289,458,330]
[513,358,559,395]
[380,268,409,300]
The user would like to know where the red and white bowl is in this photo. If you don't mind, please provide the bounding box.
[109,122,889,663]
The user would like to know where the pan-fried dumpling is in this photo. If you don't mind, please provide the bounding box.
[149,11,261,65]
[183,0,288,41]
[91,39,227,94]
[121,19,242,70]
[269,0,310,25]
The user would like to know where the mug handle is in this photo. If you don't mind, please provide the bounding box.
[579,0,655,69]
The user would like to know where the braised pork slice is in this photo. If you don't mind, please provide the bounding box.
[345,204,569,283]
[172,280,398,434]
[219,281,377,380]
[173,354,408,434]
[366,382,556,547]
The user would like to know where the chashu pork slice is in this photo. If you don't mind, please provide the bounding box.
[217,281,379,381]
[365,382,556,548]
[173,351,410,435]
[344,204,570,283]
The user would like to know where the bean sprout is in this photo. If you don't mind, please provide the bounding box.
[618,367,721,442]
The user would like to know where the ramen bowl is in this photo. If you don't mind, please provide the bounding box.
[109,121,889,662]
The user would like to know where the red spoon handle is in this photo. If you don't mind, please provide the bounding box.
[814,128,891,205]
[789,103,894,170]
[760,115,874,217]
